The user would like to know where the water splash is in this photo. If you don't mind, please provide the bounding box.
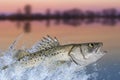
[0,61,92,80]
[0,36,100,80]
[0,34,23,68]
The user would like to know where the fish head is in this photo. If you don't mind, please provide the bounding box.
[70,42,106,66]
[80,42,103,54]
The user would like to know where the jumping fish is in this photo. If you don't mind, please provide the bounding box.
[2,35,106,70]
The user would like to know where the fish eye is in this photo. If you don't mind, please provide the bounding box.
[88,43,94,48]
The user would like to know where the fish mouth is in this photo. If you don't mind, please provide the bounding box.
[95,47,101,53]
[95,46,107,55]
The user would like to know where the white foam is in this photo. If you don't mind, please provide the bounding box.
[0,36,104,80]
[0,49,97,80]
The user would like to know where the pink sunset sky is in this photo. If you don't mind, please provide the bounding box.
[0,0,120,13]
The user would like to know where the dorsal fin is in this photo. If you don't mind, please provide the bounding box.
[28,35,60,53]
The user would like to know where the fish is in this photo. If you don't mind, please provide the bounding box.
[2,35,106,70]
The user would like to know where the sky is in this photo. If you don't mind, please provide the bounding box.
[0,0,120,13]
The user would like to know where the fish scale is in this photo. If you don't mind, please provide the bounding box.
[2,36,105,70]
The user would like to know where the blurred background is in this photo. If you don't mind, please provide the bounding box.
[0,0,120,80]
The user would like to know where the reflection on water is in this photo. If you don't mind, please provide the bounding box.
[24,22,31,33]
[16,22,31,33]
[0,21,120,79]
[0,21,119,49]
[15,19,120,33]
[16,19,119,32]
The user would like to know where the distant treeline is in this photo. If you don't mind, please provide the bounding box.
[0,8,120,21]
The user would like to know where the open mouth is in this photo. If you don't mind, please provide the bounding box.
[95,47,101,53]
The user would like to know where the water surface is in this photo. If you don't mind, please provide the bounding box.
[0,21,120,80]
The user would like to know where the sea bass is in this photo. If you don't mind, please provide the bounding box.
[2,36,106,69]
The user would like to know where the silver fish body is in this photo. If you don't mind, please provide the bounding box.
[2,36,106,70]
[13,45,73,68]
